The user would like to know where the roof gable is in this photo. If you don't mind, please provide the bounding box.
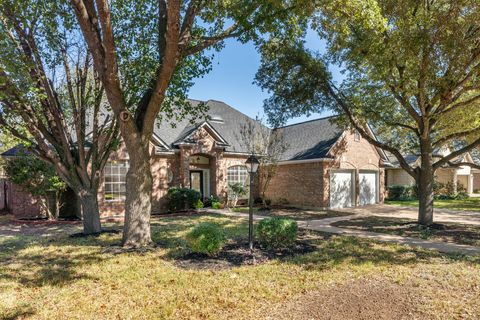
[172,121,229,147]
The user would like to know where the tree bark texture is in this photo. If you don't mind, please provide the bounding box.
[79,190,102,234]
[121,142,153,247]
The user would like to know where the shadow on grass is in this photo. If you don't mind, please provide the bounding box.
[1,213,479,291]
[0,304,35,320]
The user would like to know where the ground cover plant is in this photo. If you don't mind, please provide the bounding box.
[1,213,480,319]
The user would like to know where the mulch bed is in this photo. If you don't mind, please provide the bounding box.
[174,231,323,270]
[175,240,317,270]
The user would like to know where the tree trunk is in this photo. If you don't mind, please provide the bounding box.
[79,190,102,234]
[121,151,153,247]
[417,139,435,226]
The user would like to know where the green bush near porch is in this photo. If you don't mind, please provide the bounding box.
[257,217,298,249]
[167,188,202,212]
[186,222,226,256]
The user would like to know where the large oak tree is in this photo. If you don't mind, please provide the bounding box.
[256,0,480,225]
[69,0,298,247]
[0,0,119,234]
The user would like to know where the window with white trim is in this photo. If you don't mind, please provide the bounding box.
[104,161,129,201]
[227,165,249,199]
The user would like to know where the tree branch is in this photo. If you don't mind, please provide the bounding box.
[433,137,480,170]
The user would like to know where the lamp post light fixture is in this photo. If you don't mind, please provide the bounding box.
[245,154,260,251]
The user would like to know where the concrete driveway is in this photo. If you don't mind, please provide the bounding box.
[332,204,480,226]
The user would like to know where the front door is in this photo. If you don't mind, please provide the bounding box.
[190,170,204,198]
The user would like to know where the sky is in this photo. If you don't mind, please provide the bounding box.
[188,32,344,126]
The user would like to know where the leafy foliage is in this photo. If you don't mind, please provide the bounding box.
[4,152,66,218]
[4,153,66,196]
[256,0,480,224]
[387,185,416,201]
[212,202,222,209]
[167,187,202,212]
[186,222,226,256]
[228,182,247,208]
[257,217,298,249]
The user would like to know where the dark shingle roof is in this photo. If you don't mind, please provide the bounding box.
[154,100,345,160]
[275,116,343,161]
[384,152,419,167]
[1,100,349,162]
[154,99,267,153]
[1,144,29,157]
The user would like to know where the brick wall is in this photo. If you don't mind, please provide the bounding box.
[266,129,385,208]
[97,127,250,217]
[265,161,328,207]
[7,182,44,218]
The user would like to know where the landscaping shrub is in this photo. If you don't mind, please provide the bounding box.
[212,202,222,209]
[257,217,298,249]
[387,185,415,200]
[186,222,226,256]
[194,199,204,209]
[167,188,202,212]
[203,195,220,207]
[455,192,469,200]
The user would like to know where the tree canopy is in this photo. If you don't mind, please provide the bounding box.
[255,0,480,224]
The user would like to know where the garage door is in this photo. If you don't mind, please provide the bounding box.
[359,172,377,206]
[330,171,354,208]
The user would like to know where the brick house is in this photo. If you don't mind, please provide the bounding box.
[2,99,388,218]
[384,150,480,194]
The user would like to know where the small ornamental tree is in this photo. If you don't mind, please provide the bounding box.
[238,116,287,207]
[4,153,66,219]
[228,182,247,208]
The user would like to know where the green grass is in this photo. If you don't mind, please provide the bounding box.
[332,216,480,246]
[386,197,480,212]
[231,207,351,220]
[1,214,480,319]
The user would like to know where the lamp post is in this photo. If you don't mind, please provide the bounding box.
[245,154,259,251]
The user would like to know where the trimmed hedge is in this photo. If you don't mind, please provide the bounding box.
[388,182,470,201]
[167,187,202,212]
[186,222,226,256]
[387,185,416,200]
[257,217,298,249]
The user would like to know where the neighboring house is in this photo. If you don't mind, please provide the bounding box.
[0,145,80,219]
[1,99,388,218]
[1,146,45,218]
[385,149,480,194]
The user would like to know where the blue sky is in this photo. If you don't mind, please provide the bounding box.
[189,32,343,126]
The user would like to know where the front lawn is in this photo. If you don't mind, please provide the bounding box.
[1,214,480,319]
[332,216,480,247]
[386,197,480,212]
[231,206,351,220]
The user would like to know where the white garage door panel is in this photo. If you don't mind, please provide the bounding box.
[330,172,353,208]
[359,172,377,206]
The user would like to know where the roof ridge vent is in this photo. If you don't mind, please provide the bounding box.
[209,115,224,123]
